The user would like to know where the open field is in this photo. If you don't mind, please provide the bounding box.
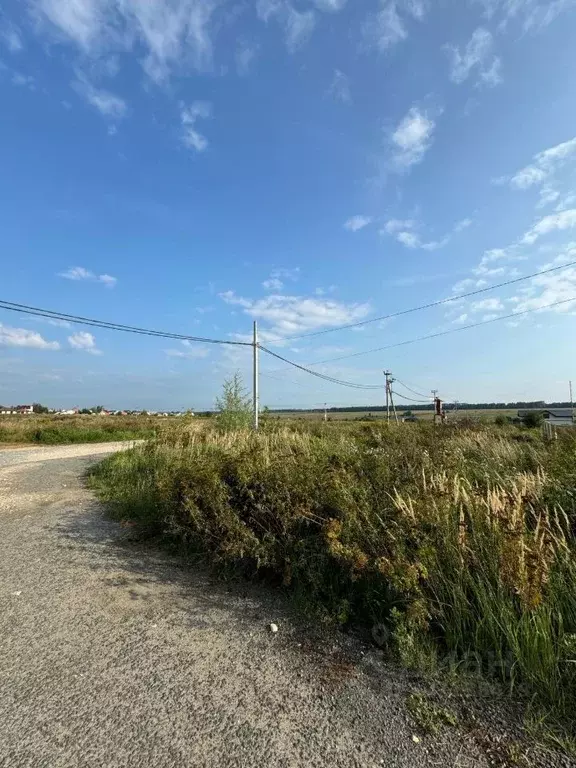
[91,419,576,738]
[270,408,519,422]
[0,414,187,445]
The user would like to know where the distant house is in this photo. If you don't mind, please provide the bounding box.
[518,408,574,426]
[0,405,34,415]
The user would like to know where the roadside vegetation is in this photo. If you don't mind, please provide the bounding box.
[90,381,576,734]
[0,414,167,444]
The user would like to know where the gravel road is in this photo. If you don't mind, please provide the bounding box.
[0,443,569,768]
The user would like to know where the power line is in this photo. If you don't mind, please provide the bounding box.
[259,345,385,390]
[310,296,576,364]
[394,378,430,399]
[282,261,576,341]
[391,391,431,404]
[0,300,251,347]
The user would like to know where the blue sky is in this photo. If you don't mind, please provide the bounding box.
[1,0,576,410]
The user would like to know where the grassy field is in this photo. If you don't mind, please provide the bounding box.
[91,419,576,734]
[271,408,518,422]
[0,414,182,445]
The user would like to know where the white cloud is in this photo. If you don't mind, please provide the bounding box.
[32,0,219,82]
[165,341,209,359]
[180,100,211,152]
[0,324,60,350]
[505,136,576,191]
[59,266,118,286]
[453,313,469,325]
[365,0,428,52]
[11,72,35,88]
[391,106,436,170]
[384,219,416,234]
[521,209,576,245]
[68,331,102,354]
[511,265,576,314]
[397,231,421,248]
[270,266,300,281]
[383,216,471,250]
[452,277,488,293]
[313,0,347,10]
[447,28,502,87]
[329,69,351,104]
[235,41,257,76]
[262,278,284,292]
[219,291,371,339]
[1,21,23,52]
[256,0,316,52]
[473,0,576,30]
[344,215,372,232]
[73,75,127,118]
[470,297,504,312]
[537,185,561,208]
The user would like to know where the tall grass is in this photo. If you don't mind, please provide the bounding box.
[0,414,177,444]
[91,422,576,722]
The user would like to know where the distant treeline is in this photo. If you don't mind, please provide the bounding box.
[267,402,573,414]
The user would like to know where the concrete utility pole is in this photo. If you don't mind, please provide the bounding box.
[431,389,438,425]
[253,321,259,431]
[570,381,574,425]
[384,371,391,423]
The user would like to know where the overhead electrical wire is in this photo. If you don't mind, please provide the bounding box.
[391,391,432,404]
[310,296,576,364]
[259,345,385,390]
[281,260,576,341]
[393,378,430,399]
[0,299,252,347]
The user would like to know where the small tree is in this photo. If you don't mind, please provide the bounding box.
[32,403,49,414]
[215,371,252,431]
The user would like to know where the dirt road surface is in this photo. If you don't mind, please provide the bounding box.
[0,444,567,767]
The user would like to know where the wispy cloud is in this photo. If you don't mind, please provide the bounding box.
[382,217,471,250]
[0,324,60,350]
[365,0,428,52]
[344,215,372,232]
[0,20,23,52]
[510,258,576,315]
[68,331,102,355]
[502,136,576,191]
[328,69,351,104]
[256,0,316,52]
[473,0,576,31]
[180,100,211,152]
[165,340,209,359]
[390,106,436,170]
[447,28,502,87]
[72,75,127,118]
[219,291,370,340]
[262,278,284,292]
[521,209,576,245]
[32,0,219,82]
[313,0,348,10]
[235,41,258,76]
[59,266,117,287]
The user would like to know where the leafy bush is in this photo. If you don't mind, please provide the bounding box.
[91,421,576,725]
